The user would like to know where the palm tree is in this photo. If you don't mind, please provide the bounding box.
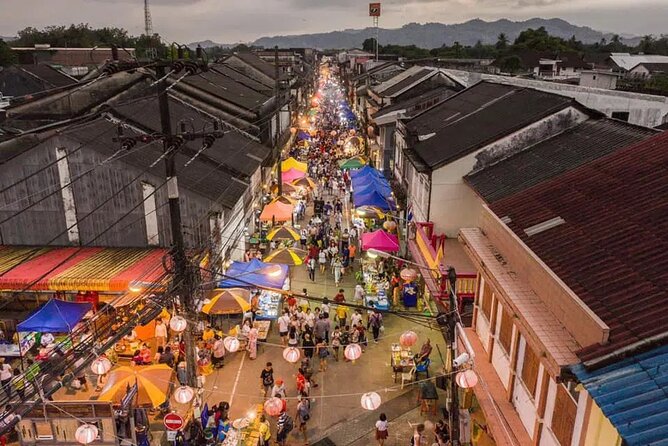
[496,33,508,50]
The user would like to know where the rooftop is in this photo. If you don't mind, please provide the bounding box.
[631,62,668,72]
[609,53,668,71]
[490,130,668,362]
[373,86,456,120]
[571,344,668,446]
[405,81,575,171]
[465,118,659,203]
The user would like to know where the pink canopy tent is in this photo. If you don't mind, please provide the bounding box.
[361,229,400,252]
[282,168,306,183]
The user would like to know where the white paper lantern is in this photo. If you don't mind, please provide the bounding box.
[173,385,195,404]
[344,343,362,361]
[223,336,240,353]
[264,397,283,416]
[90,357,112,375]
[75,424,98,445]
[360,392,381,410]
[170,315,187,333]
[282,347,301,363]
[456,369,479,389]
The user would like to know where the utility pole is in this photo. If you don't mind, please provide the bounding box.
[275,46,283,195]
[447,266,460,445]
[155,64,198,389]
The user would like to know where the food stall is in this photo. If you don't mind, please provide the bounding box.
[220,404,264,446]
[360,258,390,310]
[218,259,289,321]
[391,343,415,383]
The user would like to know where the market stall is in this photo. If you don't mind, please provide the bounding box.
[360,258,391,311]
[218,259,289,320]
[391,343,416,383]
[202,289,251,315]
[259,201,294,224]
[98,364,174,408]
[353,189,396,211]
[281,157,308,173]
[361,229,400,253]
[281,168,306,183]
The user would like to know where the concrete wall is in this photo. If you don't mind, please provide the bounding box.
[579,72,618,90]
[479,206,609,348]
[444,69,668,127]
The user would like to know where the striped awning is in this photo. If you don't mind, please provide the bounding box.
[0,246,169,292]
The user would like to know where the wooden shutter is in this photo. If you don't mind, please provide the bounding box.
[481,282,493,320]
[551,384,577,446]
[521,344,540,398]
[498,306,513,354]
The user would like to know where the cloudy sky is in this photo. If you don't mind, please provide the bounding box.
[1,0,666,43]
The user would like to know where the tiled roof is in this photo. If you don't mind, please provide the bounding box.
[490,131,668,362]
[632,62,668,72]
[465,118,659,203]
[373,86,454,119]
[571,344,668,446]
[208,64,273,93]
[179,70,270,111]
[405,81,574,171]
[380,68,435,97]
[18,64,78,88]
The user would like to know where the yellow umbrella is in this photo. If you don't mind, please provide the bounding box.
[266,225,300,241]
[98,364,174,407]
[281,157,308,172]
[356,206,386,219]
[271,195,297,205]
[264,247,307,266]
[202,288,251,315]
[291,177,317,188]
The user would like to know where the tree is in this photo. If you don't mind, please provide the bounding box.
[496,33,508,50]
[362,38,377,53]
[497,55,522,73]
[0,39,16,67]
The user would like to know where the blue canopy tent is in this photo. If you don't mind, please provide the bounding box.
[350,165,383,179]
[296,131,311,141]
[352,174,390,190]
[354,181,392,196]
[218,258,289,289]
[17,299,92,332]
[353,190,396,211]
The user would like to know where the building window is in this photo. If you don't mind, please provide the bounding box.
[498,306,513,354]
[521,343,540,398]
[551,383,578,446]
[480,282,493,321]
[611,111,630,122]
[142,182,160,245]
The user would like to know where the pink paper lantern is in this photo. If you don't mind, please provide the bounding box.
[400,268,418,282]
[264,397,283,416]
[399,330,418,348]
[456,369,479,389]
[344,343,362,361]
[283,347,301,363]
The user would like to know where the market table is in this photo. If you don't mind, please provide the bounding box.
[391,344,415,383]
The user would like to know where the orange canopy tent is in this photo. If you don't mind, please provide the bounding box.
[260,201,294,223]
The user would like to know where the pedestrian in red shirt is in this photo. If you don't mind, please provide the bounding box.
[334,289,345,303]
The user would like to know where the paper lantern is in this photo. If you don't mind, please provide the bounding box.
[399,330,418,348]
[75,424,98,445]
[283,347,301,363]
[224,336,240,353]
[170,315,187,333]
[349,129,356,136]
[90,356,112,375]
[400,268,418,282]
[383,220,397,232]
[330,130,337,137]
[360,391,381,410]
[264,397,283,416]
[344,343,362,361]
[456,369,479,388]
[173,385,195,404]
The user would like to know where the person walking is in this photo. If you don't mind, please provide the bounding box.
[0,359,12,399]
[212,335,225,369]
[336,305,348,329]
[258,414,272,446]
[375,413,388,446]
[278,310,291,347]
[331,326,342,361]
[302,332,315,360]
[318,249,327,274]
[369,310,383,343]
[333,256,343,286]
[316,337,329,372]
[260,362,274,398]
[307,256,316,281]
[296,395,311,445]
[276,410,294,446]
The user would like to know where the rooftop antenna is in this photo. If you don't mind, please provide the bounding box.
[144,0,157,59]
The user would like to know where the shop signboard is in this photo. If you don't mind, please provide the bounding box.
[369,2,381,16]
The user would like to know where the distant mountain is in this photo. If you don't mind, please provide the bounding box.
[187,40,234,49]
[253,18,638,49]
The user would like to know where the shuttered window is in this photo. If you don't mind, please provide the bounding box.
[521,343,540,398]
[498,306,513,354]
[552,383,577,446]
[481,282,493,320]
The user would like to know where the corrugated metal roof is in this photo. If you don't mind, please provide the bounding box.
[465,118,659,203]
[610,53,668,71]
[406,81,574,170]
[380,68,435,97]
[571,344,668,446]
[490,131,668,362]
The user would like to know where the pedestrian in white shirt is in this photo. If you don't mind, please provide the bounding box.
[154,319,167,349]
[277,311,291,346]
[0,359,12,398]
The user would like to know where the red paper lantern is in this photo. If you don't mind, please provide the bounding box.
[456,369,479,388]
[400,268,418,282]
[264,397,283,416]
[399,330,418,348]
[344,343,362,361]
